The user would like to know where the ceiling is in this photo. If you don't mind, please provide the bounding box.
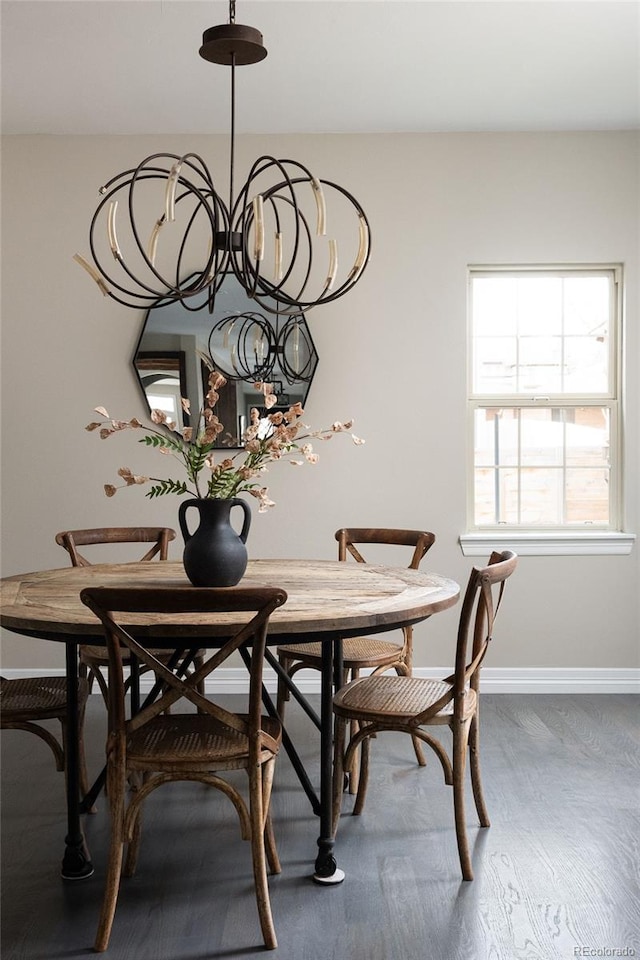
[1,1,639,136]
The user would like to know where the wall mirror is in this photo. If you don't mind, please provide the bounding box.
[132,274,319,448]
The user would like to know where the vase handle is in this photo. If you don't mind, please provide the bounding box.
[178,498,199,544]
[230,497,252,544]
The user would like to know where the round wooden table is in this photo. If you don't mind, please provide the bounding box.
[1,559,460,883]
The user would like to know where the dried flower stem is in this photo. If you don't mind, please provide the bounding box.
[87,375,364,512]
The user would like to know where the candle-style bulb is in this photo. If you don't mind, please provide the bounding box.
[311,177,326,236]
[253,195,265,261]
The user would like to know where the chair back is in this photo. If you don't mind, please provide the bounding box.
[80,586,287,758]
[417,551,518,724]
[335,528,436,570]
[55,527,176,567]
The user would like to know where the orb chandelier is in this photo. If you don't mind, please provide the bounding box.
[74,0,372,316]
[207,310,317,384]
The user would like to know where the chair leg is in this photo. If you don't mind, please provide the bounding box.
[78,658,92,693]
[65,695,96,814]
[468,713,490,827]
[393,663,427,768]
[7,721,64,770]
[264,813,280,877]
[194,652,206,698]
[189,652,205,714]
[88,664,110,706]
[275,656,291,720]
[346,719,360,794]
[353,733,371,817]
[123,801,144,878]
[262,757,281,875]
[248,766,277,950]
[345,669,360,795]
[331,715,347,835]
[411,733,427,767]
[94,769,126,952]
[77,731,92,805]
[452,719,474,881]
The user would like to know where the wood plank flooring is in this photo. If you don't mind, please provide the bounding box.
[1,694,638,960]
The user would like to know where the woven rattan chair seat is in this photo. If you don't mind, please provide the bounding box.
[333,674,477,723]
[126,714,282,766]
[1,675,89,721]
[80,645,200,665]
[277,636,403,668]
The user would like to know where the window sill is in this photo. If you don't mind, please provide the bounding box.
[459,531,636,557]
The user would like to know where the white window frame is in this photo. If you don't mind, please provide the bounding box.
[460,263,635,557]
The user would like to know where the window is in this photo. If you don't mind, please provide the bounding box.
[467,265,622,536]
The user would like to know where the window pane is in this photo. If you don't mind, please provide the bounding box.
[565,408,610,467]
[474,467,519,525]
[518,336,562,392]
[520,408,563,466]
[517,277,562,335]
[474,408,518,467]
[471,272,611,395]
[563,277,609,335]
[473,337,517,393]
[472,405,611,526]
[474,468,497,525]
[565,469,610,524]
[564,336,608,392]
[520,469,563,525]
[472,277,517,336]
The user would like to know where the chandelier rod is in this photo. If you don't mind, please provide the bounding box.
[228,0,237,218]
[229,52,236,221]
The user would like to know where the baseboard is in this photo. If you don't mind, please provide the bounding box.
[438,667,640,694]
[3,666,639,694]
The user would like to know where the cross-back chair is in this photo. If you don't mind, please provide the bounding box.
[80,584,287,952]
[276,528,436,780]
[55,526,175,568]
[55,527,203,706]
[0,674,91,801]
[332,550,518,881]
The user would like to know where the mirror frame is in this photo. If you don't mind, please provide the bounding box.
[132,275,319,448]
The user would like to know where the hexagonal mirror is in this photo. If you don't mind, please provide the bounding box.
[132,274,319,448]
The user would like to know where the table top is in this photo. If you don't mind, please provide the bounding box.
[0,559,459,645]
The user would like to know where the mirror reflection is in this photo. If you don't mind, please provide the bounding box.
[133,275,319,447]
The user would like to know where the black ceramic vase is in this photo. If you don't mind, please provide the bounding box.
[178,497,251,587]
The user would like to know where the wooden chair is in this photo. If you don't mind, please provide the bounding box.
[276,528,436,780]
[80,584,287,952]
[55,527,202,704]
[0,674,91,800]
[332,550,518,881]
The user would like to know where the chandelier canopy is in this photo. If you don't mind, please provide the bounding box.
[75,1,372,316]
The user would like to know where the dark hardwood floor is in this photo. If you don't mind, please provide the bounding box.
[2,694,638,960]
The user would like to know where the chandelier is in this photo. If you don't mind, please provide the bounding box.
[74,1,372,316]
[207,310,317,384]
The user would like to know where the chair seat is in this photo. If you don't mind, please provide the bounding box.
[80,645,203,666]
[333,674,477,724]
[127,714,282,767]
[0,675,89,721]
[277,636,404,669]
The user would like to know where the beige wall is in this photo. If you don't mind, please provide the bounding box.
[1,131,638,671]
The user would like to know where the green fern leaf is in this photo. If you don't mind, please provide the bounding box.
[145,479,188,499]
[139,434,184,454]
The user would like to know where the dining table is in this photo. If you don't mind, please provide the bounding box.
[0,557,460,886]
